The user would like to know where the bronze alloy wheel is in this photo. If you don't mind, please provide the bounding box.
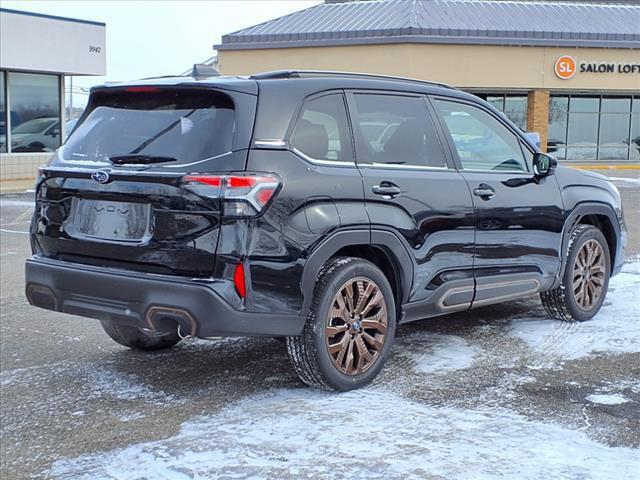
[572,238,606,311]
[325,276,388,375]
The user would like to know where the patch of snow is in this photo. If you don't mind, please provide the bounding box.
[509,262,640,365]
[0,199,34,207]
[608,176,640,185]
[49,388,639,480]
[401,334,480,374]
[586,394,630,406]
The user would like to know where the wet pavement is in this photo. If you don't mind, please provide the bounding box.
[1,172,639,479]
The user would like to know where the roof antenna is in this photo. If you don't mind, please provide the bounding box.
[191,64,220,78]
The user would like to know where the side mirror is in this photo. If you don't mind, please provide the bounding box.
[533,152,557,177]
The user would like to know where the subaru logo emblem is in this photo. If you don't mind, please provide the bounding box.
[91,170,110,184]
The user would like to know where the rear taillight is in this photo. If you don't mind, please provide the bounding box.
[182,173,281,217]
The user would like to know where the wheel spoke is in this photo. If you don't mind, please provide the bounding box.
[344,282,355,315]
[361,319,387,334]
[362,331,384,351]
[354,282,375,315]
[344,337,356,375]
[326,324,348,337]
[361,290,383,316]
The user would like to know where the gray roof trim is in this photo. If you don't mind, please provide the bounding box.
[0,7,105,27]
[216,0,640,51]
[216,35,640,50]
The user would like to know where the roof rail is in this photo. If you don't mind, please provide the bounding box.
[249,70,453,89]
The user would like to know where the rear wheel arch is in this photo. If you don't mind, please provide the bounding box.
[300,229,414,318]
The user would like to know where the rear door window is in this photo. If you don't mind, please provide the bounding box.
[290,93,354,163]
[350,93,447,168]
[61,88,235,165]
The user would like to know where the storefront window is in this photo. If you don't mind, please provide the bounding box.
[478,94,528,131]
[549,95,638,161]
[0,72,6,153]
[548,96,568,158]
[503,97,528,131]
[8,72,61,153]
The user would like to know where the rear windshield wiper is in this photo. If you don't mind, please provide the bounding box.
[108,154,178,165]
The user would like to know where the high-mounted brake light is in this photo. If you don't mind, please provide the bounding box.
[182,174,281,217]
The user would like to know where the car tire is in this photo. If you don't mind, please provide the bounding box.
[286,256,396,391]
[100,320,182,351]
[540,224,610,322]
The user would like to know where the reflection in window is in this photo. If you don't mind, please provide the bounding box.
[479,94,527,131]
[0,72,6,153]
[352,94,446,168]
[631,114,640,160]
[8,72,60,153]
[548,96,568,158]
[435,100,527,172]
[549,95,638,161]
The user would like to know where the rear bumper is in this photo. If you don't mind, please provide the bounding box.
[25,256,304,337]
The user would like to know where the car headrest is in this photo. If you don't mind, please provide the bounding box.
[383,119,424,161]
[292,119,329,160]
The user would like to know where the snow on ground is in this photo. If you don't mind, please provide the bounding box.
[49,388,639,480]
[508,261,640,367]
[586,394,630,405]
[400,333,480,375]
[608,176,640,185]
[38,263,640,479]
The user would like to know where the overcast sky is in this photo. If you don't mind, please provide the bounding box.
[2,0,320,106]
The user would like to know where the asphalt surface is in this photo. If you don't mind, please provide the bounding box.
[1,171,639,479]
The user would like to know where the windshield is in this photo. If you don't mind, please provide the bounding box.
[13,118,57,134]
[62,88,235,164]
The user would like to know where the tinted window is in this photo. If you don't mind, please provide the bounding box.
[351,94,446,168]
[435,100,527,172]
[290,94,353,162]
[62,88,235,165]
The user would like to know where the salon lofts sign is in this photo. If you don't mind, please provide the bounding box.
[554,55,640,80]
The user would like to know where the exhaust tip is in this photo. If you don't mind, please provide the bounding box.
[26,284,58,311]
[145,305,197,337]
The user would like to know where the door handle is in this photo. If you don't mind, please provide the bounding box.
[372,182,401,197]
[473,184,495,199]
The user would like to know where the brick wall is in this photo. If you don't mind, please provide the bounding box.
[526,90,550,152]
[0,153,53,180]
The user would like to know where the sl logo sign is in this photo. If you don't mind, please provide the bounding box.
[554,56,577,80]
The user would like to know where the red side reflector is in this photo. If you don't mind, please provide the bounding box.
[233,263,246,299]
[124,86,160,93]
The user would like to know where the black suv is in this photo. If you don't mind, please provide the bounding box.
[26,71,627,391]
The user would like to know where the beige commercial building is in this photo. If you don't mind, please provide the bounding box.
[216,0,640,164]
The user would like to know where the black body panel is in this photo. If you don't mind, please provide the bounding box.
[27,72,626,338]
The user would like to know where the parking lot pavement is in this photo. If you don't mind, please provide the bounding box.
[1,173,639,479]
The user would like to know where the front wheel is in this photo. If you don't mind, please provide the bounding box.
[286,257,396,391]
[100,320,182,351]
[541,224,610,322]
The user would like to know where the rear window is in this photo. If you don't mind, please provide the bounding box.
[61,88,235,165]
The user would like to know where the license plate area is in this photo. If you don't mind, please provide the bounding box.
[65,198,152,244]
